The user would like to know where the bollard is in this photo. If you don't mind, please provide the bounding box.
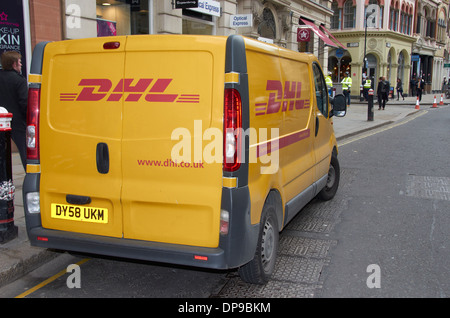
[0,107,18,243]
[367,89,374,121]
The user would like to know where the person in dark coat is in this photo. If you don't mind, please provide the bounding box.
[377,77,386,110]
[0,51,28,169]
[396,78,404,100]
[417,77,425,102]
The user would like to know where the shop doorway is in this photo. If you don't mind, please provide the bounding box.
[366,53,377,89]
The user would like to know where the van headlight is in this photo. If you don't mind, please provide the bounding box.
[26,192,40,214]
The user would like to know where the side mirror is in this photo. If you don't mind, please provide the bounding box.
[331,94,347,117]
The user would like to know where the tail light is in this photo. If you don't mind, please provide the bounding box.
[27,87,41,161]
[223,88,242,172]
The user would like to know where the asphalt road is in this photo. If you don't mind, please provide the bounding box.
[319,106,450,297]
[1,106,448,299]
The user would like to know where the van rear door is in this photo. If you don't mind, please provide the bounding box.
[120,36,225,248]
[39,37,126,238]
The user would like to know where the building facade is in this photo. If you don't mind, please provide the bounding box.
[329,0,450,97]
[63,0,337,69]
[3,0,449,97]
[2,0,342,77]
[328,0,417,96]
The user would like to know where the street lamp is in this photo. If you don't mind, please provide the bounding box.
[364,8,376,121]
[363,9,376,77]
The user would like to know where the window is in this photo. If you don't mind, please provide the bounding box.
[438,11,447,43]
[330,1,340,30]
[400,12,404,33]
[366,0,383,28]
[389,6,394,30]
[258,8,276,39]
[416,14,421,34]
[313,63,328,116]
[96,0,149,36]
[394,9,399,31]
[409,15,412,35]
[387,51,391,82]
[397,52,404,82]
[343,1,355,29]
[182,9,215,35]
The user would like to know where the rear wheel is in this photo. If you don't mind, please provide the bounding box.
[318,155,340,201]
[238,200,279,285]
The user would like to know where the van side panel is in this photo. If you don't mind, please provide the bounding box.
[120,36,226,247]
[244,39,315,226]
[39,38,126,238]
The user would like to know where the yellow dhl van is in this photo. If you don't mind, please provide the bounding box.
[23,35,346,284]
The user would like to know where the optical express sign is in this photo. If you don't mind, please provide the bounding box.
[187,0,221,17]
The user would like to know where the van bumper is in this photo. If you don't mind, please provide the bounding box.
[24,172,258,270]
[27,227,231,269]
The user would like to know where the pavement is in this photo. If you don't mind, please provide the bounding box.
[0,92,447,289]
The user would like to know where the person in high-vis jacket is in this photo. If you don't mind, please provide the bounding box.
[341,72,352,105]
[363,76,372,101]
[325,71,333,96]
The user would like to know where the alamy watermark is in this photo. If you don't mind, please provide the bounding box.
[66,263,81,289]
[366,264,381,289]
[170,120,280,174]
[66,4,81,30]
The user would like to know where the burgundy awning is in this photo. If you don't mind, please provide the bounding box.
[299,18,345,49]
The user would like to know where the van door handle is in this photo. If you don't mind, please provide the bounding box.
[96,142,110,174]
[66,194,91,205]
[315,117,319,137]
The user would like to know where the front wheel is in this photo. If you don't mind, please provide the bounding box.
[238,200,279,285]
[318,155,340,201]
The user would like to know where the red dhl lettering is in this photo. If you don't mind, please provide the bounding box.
[59,78,200,103]
[255,80,309,116]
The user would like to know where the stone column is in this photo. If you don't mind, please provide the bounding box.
[155,0,182,34]
[217,0,237,36]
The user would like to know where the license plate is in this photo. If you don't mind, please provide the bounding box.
[51,203,108,224]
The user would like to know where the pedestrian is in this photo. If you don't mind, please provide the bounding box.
[396,78,404,100]
[442,77,447,93]
[341,71,352,106]
[377,77,386,110]
[417,77,424,102]
[325,71,333,97]
[0,51,27,170]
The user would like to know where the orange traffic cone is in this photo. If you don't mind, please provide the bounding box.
[415,96,420,109]
[432,95,438,108]
[439,94,444,105]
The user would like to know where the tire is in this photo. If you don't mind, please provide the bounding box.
[318,155,340,201]
[238,199,279,285]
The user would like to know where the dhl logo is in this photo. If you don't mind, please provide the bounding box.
[60,78,199,103]
[255,80,309,116]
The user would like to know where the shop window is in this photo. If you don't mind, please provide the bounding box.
[182,9,214,35]
[96,0,149,36]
